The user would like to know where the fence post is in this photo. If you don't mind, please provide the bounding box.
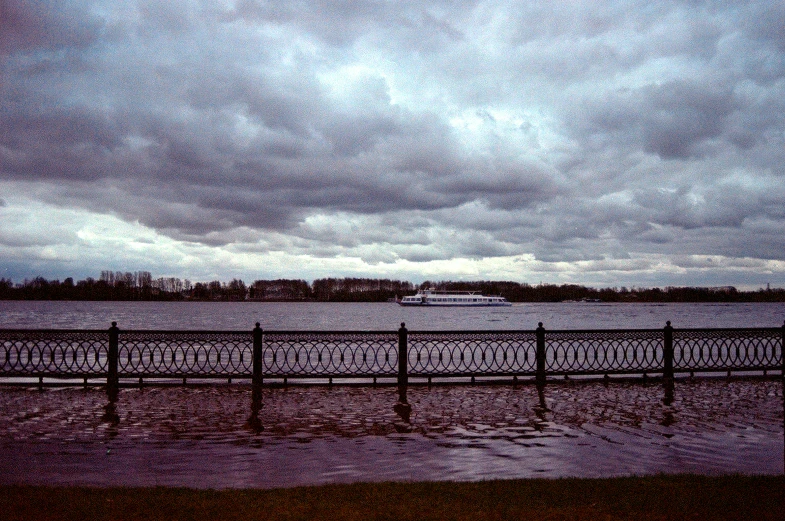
[781,321,784,380]
[536,322,546,384]
[394,322,411,427]
[108,321,119,390]
[398,322,408,391]
[252,322,263,386]
[663,320,674,380]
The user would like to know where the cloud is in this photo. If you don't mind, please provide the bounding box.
[1,1,784,287]
[0,0,103,55]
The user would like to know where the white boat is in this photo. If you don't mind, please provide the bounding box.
[398,288,512,307]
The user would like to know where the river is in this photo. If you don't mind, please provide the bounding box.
[1,300,784,330]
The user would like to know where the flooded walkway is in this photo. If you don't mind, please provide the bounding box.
[1,378,782,488]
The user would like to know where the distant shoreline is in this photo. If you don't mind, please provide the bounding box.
[3,296,785,303]
[3,275,784,303]
[2,294,785,303]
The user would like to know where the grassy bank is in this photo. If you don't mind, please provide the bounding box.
[2,475,783,520]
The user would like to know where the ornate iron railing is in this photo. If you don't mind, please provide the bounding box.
[407,331,537,377]
[0,329,108,378]
[544,329,664,375]
[1,322,783,384]
[119,331,253,378]
[262,331,399,377]
[674,328,783,373]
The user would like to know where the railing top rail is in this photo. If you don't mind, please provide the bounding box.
[0,328,398,335]
[0,328,109,334]
[541,326,781,333]
[533,328,664,334]
[671,327,783,333]
[116,328,662,335]
[257,330,400,335]
[408,329,536,334]
[106,329,530,335]
[1,326,782,335]
[119,329,252,335]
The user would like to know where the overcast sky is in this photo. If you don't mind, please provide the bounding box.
[2,0,784,288]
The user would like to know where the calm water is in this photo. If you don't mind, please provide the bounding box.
[1,301,783,488]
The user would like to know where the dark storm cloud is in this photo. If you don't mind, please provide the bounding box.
[0,0,102,54]
[1,107,123,181]
[1,0,784,283]
[589,81,736,159]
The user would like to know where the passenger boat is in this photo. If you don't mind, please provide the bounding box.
[398,288,512,307]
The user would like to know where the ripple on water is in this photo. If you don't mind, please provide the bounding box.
[0,379,782,487]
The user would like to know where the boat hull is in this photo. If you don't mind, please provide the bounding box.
[398,300,512,308]
[398,302,511,307]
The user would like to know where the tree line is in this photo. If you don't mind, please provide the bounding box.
[421,281,785,303]
[0,273,412,302]
[0,273,783,302]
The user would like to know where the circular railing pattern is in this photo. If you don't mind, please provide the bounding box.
[408,331,538,376]
[1,326,781,381]
[119,331,253,376]
[0,329,108,376]
[674,329,782,371]
[546,330,663,374]
[262,332,399,377]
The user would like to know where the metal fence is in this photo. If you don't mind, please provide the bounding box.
[1,321,783,385]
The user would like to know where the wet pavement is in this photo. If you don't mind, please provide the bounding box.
[1,378,783,488]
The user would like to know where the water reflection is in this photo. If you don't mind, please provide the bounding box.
[0,378,782,487]
[535,382,549,411]
[247,384,264,433]
[531,382,551,433]
[102,386,120,431]
[393,383,412,432]
[2,380,781,443]
[663,378,674,406]
[661,378,676,427]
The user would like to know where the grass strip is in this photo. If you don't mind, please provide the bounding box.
[2,474,783,521]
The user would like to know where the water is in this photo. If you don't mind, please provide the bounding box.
[1,380,781,487]
[1,301,783,487]
[1,300,784,330]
